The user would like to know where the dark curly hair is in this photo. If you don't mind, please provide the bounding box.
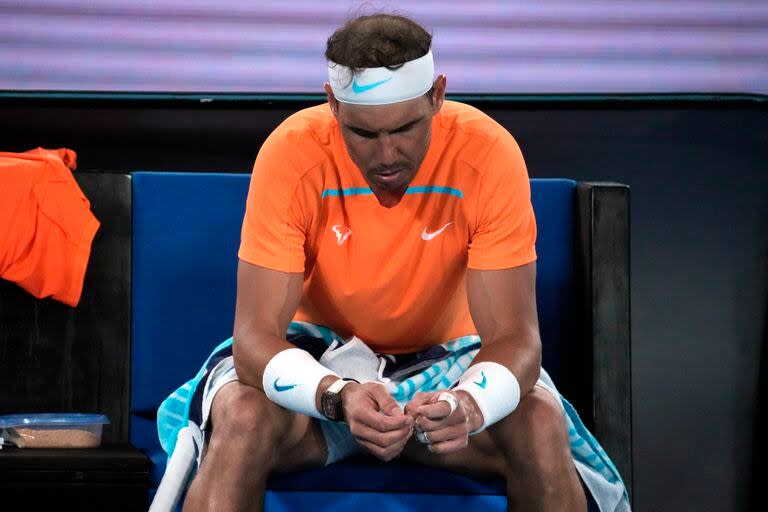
[326,13,432,86]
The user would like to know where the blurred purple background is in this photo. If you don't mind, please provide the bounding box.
[1,0,766,94]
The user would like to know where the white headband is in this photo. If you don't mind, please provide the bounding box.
[328,50,435,105]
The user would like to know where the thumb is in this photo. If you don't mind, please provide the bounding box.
[405,391,434,418]
[370,383,403,416]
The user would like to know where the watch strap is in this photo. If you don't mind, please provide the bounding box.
[322,377,359,422]
[327,377,358,394]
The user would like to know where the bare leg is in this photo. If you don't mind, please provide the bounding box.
[403,387,586,511]
[182,381,328,512]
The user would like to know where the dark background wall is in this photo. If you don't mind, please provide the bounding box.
[1,93,765,512]
[497,102,767,512]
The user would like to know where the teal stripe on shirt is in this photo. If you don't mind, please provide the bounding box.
[321,187,374,198]
[321,186,463,198]
[405,186,464,198]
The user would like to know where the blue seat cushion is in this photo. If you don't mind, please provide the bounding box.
[144,443,504,495]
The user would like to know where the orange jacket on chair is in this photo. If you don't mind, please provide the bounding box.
[0,148,100,307]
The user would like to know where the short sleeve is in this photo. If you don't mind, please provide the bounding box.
[467,134,537,270]
[238,132,307,273]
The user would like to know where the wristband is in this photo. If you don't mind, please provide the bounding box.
[453,361,520,434]
[262,348,338,419]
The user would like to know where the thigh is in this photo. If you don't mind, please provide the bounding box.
[206,380,329,474]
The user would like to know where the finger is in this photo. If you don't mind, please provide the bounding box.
[357,406,413,432]
[349,422,413,449]
[428,437,469,455]
[356,438,389,460]
[417,393,458,427]
[347,388,412,431]
[405,392,435,418]
[357,437,409,462]
[368,384,405,417]
[415,410,464,432]
[419,424,466,445]
[437,392,458,415]
[417,400,454,420]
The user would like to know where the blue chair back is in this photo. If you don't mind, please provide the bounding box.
[130,172,579,500]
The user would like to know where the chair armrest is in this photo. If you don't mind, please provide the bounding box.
[576,182,633,501]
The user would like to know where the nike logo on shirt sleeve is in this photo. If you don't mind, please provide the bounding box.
[421,222,453,240]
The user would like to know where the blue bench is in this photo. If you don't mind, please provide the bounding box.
[130,172,631,510]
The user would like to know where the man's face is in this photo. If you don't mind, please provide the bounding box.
[325,77,445,196]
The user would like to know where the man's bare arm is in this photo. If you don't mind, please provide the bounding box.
[233,260,413,455]
[231,260,305,389]
[232,259,340,411]
[404,262,542,450]
[462,261,542,428]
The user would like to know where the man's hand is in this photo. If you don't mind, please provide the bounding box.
[341,382,414,461]
[405,391,483,454]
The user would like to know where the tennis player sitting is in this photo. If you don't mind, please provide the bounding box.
[160,13,630,512]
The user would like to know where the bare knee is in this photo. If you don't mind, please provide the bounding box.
[209,382,291,458]
[490,387,571,476]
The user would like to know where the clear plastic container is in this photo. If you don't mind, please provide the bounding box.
[0,413,109,448]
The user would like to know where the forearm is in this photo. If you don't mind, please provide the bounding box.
[471,329,542,395]
[464,264,542,406]
[231,328,296,390]
[455,330,542,432]
[233,328,340,415]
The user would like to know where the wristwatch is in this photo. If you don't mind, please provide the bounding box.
[321,378,358,421]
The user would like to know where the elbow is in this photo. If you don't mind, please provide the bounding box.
[231,329,245,370]
[231,329,261,389]
[531,329,543,367]
[230,337,246,381]
[524,327,542,379]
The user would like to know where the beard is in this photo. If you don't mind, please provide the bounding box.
[366,163,414,191]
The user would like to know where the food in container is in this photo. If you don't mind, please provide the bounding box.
[0,413,109,448]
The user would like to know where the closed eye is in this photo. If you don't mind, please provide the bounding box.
[350,127,377,139]
[345,116,423,139]
[391,121,418,134]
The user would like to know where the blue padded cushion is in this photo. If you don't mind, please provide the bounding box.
[529,179,578,396]
[131,172,249,415]
[130,172,578,496]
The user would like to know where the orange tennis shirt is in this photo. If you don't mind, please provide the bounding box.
[239,101,536,353]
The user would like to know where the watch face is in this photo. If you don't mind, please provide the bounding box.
[322,391,343,421]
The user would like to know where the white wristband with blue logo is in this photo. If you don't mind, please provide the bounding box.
[453,361,520,434]
[262,348,338,420]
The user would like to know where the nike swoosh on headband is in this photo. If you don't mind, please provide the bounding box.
[273,378,297,392]
[352,77,393,94]
[474,371,487,389]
